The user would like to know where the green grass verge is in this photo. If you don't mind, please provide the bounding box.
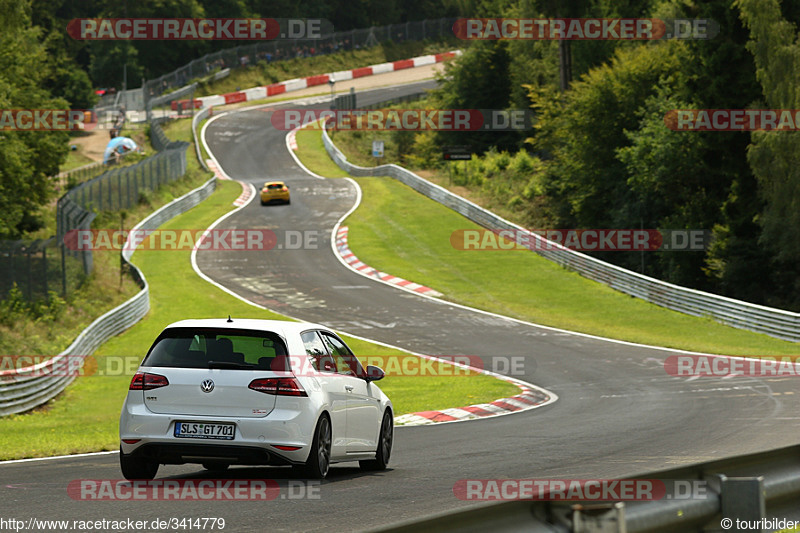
[294,128,351,178]
[294,128,800,356]
[62,149,95,172]
[0,180,518,460]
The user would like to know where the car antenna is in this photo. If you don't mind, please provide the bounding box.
[227,315,233,323]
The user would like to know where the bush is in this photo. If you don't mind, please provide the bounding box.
[405,131,438,169]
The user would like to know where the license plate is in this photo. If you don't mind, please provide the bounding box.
[174,422,235,440]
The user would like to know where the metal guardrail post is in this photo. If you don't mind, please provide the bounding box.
[718,476,765,525]
[572,503,626,533]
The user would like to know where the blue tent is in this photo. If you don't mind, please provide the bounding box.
[103,137,138,164]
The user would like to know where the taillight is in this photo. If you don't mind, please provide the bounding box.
[129,372,169,390]
[248,377,307,397]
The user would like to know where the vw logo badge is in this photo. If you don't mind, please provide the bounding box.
[201,379,215,393]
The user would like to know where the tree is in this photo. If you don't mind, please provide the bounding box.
[430,40,518,154]
[530,41,690,230]
[736,0,800,308]
[0,0,69,237]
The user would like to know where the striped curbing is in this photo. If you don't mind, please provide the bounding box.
[394,380,552,426]
[173,51,461,111]
[206,158,252,207]
[335,226,442,297]
[332,227,554,425]
[287,129,298,151]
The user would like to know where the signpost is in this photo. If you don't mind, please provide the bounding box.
[442,145,472,161]
[443,146,472,185]
[372,140,384,158]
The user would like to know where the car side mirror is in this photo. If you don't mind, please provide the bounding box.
[364,365,385,382]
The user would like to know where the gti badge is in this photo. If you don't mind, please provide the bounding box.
[201,379,215,393]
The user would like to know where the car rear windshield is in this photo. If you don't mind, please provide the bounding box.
[142,327,290,371]
[266,184,283,190]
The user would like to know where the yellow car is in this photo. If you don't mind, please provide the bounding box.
[260,181,290,205]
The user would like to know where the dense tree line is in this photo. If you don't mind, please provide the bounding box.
[0,0,74,237]
[427,0,800,309]
[0,0,459,238]
[4,0,799,311]
[34,0,460,89]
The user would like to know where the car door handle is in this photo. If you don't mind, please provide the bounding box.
[345,385,354,392]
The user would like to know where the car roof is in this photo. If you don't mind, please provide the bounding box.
[162,318,327,337]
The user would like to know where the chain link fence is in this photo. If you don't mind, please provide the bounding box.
[147,84,198,125]
[0,237,82,302]
[0,121,189,303]
[0,177,217,416]
[59,143,189,221]
[144,18,457,102]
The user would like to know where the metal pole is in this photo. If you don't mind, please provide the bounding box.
[26,248,32,300]
[9,246,15,289]
[42,244,47,297]
[61,241,66,296]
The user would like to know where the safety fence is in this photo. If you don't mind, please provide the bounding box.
[0,93,212,415]
[56,160,106,188]
[322,122,800,342]
[1,123,188,308]
[0,237,79,303]
[60,143,188,219]
[146,83,198,125]
[144,18,457,101]
[0,177,216,416]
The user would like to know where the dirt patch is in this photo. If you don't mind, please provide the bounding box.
[69,130,113,163]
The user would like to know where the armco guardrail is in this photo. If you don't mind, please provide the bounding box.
[192,105,215,171]
[0,177,216,416]
[322,125,800,342]
[376,443,800,532]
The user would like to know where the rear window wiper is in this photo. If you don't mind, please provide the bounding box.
[207,361,253,369]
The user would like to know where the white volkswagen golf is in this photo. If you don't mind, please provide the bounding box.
[119,318,393,480]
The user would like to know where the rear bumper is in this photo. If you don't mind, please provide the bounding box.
[260,194,289,203]
[124,442,296,466]
[119,399,316,464]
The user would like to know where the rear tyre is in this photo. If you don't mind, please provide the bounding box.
[360,410,393,471]
[202,462,230,471]
[300,415,331,479]
[120,447,159,480]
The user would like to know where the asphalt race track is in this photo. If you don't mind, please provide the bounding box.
[3,80,800,532]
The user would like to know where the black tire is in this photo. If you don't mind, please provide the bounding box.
[286,199,291,205]
[202,462,230,471]
[300,415,331,479]
[360,410,393,471]
[120,447,159,480]
[260,200,266,206]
